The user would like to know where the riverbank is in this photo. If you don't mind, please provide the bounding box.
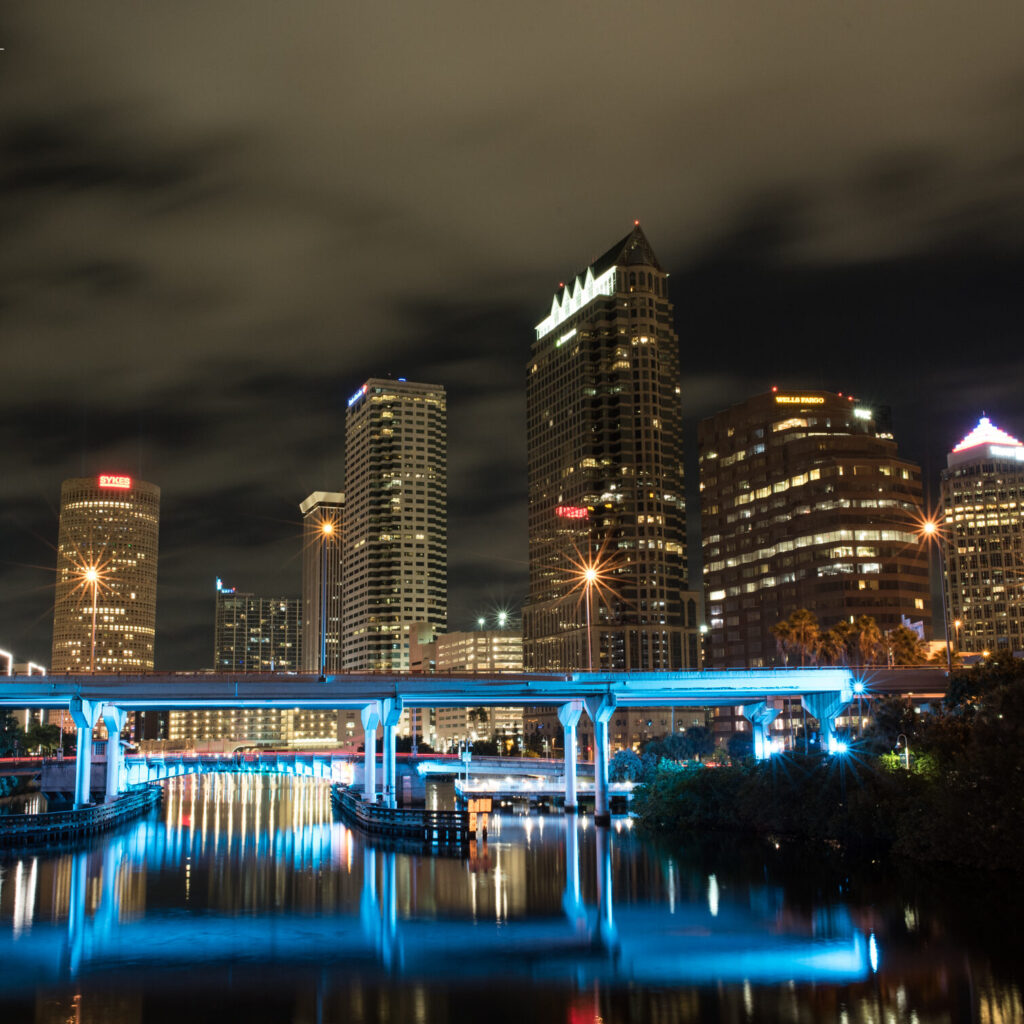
[632,750,1024,872]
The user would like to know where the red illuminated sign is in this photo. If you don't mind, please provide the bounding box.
[99,475,132,489]
[555,505,589,519]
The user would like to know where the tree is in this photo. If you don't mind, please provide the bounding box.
[861,695,919,753]
[25,723,61,755]
[609,749,645,782]
[642,733,689,761]
[469,739,499,756]
[394,735,434,754]
[0,712,24,757]
[772,609,820,666]
[885,624,929,666]
[682,725,715,761]
[853,615,883,666]
[726,731,753,761]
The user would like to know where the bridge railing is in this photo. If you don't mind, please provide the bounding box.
[332,786,470,850]
[0,785,161,846]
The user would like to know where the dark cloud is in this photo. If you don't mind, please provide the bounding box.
[1,3,1023,666]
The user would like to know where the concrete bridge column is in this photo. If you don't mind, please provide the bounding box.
[69,697,102,808]
[360,845,378,938]
[562,818,585,927]
[101,706,128,802]
[594,822,618,952]
[584,694,616,826]
[361,703,381,802]
[801,691,851,753]
[381,698,403,809]
[66,849,89,977]
[741,701,781,760]
[557,701,583,814]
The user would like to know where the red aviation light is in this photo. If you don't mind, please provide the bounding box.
[99,475,132,489]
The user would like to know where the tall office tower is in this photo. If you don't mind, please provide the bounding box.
[343,379,447,671]
[433,629,524,751]
[524,225,700,674]
[52,475,160,673]
[700,389,930,669]
[299,491,345,673]
[941,416,1024,654]
[212,579,301,671]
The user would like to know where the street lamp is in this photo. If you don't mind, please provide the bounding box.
[895,732,910,771]
[917,515,954,675]
[71,557,110,674]
[562,541,618,674]
[318,520,334,680]
[84,567,100,672]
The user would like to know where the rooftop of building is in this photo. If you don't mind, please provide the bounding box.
[951,416,1022,453]
[947,415,1024,470]
[535,224,664,339]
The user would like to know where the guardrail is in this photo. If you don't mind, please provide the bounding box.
[0,785,162,847]
[332,786,470,851]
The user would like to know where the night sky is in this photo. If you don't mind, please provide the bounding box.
[2,4,1022,669]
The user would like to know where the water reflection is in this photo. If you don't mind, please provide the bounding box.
[0,773,1019,1023]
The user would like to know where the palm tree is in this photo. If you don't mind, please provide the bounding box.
[854,615,883,666]
[885,624,929,666]
[772,618,793,665]
[773,609,821,666]
[816,628,840,666]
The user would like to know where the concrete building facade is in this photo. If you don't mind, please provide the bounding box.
[342,379,447,671]
[941,416,1024,655]
[699,389,930,670]
[51,475,160,673]
[523,225,700,673]
[433,629,524,751]
[299,491,344,674]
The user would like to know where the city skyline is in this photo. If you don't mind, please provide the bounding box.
[2,5,1023,668]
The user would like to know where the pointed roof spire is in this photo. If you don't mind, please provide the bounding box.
[589,222,663,277]
[952,416,1022,453]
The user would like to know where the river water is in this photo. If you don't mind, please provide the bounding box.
[0,773,1020,1023]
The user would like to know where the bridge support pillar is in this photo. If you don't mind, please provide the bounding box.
[741,701,781,760]
[562,818,585,927]
[381,698,403,809]
[584,694,616,826]
[594,817,618,952]
[69,697,102,808]
[557,701,583,813]
[361,703,381,803]
[102,706,128,802]
[801,690,851,753]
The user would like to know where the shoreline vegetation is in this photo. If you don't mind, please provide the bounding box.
[630,652,1024,873]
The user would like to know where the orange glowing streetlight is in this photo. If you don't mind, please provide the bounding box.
[564,544,620,672]
[916,512,954,675]
[71,558,111,673]
[318,518,336,680]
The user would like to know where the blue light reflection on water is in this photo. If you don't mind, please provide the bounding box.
[0,773,1014,1023]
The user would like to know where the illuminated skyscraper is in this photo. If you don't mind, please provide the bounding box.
[941,416,1024,654]
[524,225,700,672]
[299,491,344,673]
[700,390,929,669]
[51,475,160,673]
[343,379,447,671]
[213,579,301,672]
